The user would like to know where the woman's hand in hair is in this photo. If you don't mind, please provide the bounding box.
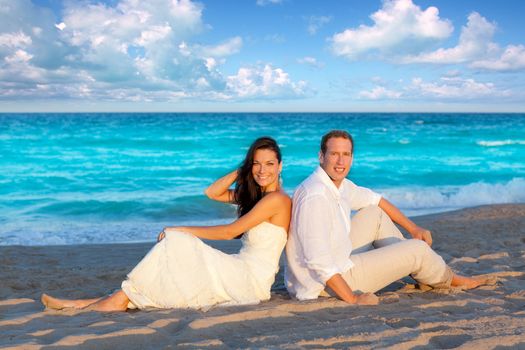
[204,169,238,203]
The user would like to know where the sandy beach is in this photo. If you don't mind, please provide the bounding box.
[1,204,524,349]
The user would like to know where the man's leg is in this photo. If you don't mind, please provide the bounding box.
[340,239,453,293]
[350,205,405,254]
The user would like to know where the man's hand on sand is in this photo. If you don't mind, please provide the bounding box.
[355,293,379,305]
[409,226,433,246]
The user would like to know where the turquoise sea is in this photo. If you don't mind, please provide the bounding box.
[1,113,524,246]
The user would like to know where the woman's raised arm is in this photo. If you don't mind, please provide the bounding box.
[204,169,238,203]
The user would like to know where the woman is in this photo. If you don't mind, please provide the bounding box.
[41,137,291,312]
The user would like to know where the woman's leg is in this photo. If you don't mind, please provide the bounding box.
[41,289,129,312]
[83,290,129,312]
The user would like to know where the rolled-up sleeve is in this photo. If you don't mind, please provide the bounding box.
[295,194,341,283]
[347,182,381,210]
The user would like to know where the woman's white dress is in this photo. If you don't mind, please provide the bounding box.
[121,221,287,309]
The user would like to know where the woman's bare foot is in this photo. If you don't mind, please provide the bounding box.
[41,291,128,312]
[41,293,102,310]
[41,293,71,310]
[451,274,497,290]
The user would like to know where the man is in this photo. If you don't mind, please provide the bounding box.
[285,130,453,305]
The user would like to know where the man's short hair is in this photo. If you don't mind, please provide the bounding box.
[320,130,354,155]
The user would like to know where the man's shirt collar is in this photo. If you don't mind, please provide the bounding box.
[313,166,345,199]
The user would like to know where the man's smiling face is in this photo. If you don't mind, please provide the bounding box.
[319,137,353,188]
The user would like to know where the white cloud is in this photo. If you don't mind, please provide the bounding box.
[55,22,66,31]
[264,34,286,44]
[0,31,32,48]
[256,0,283,6]
[134,25,172,46]
[330,0,452,59]
[204,57,218,71]
[0,0,305,103]
[410,76,506,99]
[353,75,516,102]
[32,27,43,36]
[470,44,525,71]
[178,41,191,56]
[0,0,73,87]
[444,69,461,77]
[402,12,525,71]
[5,49,33,63]
[297,56,324,68]
[297,57,317,65]
[306,15,332,35]
[58,0,204,63]
[403,12,497,64]
[226,64,308,99]
[9,0,211,90]
[196,36,243,57]
[359,86,402,99]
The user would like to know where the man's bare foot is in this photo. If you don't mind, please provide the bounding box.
[451,274,497,290]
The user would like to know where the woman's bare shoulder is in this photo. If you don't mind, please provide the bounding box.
[263,190,291,205]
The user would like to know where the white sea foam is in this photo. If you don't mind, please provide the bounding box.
[1,218,233,246]
[380,178,525,216]
[477,140,525,147]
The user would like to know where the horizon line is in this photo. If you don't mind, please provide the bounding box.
[1,111,525,114]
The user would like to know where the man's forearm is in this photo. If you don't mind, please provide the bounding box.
[325,274,358,303]
[378,198,417,232]
[378,197,433,245]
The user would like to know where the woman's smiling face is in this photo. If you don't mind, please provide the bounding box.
[252,148,281,192]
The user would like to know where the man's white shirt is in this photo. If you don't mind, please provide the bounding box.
[285,166,381,300]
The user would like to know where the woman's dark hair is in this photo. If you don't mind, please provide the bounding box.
[234,136,282,218]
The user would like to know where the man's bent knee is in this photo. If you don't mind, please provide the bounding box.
[355,205,383,218]
[404,239,431,254]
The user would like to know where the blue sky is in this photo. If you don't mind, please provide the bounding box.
[1,0,524,112]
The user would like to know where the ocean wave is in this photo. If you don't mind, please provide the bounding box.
[380,178,525,215]
[2,178,524,246]
[19,194,237,221]
[477,140,525,147]
[0,218,232,246]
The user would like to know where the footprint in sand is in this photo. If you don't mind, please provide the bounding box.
[386,318,419,329]
[428,334,473,349]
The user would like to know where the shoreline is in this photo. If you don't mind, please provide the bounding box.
[1,203,524,349]
[3,203,524,248]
